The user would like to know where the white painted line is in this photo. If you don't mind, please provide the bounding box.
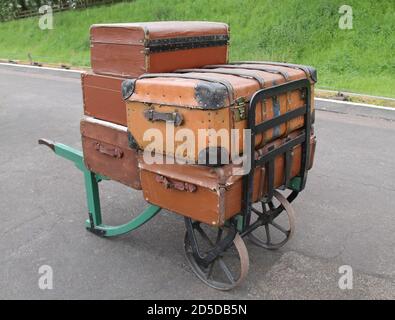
[316,98,395,111]
[1,62,394,111]
[0,62,84,74]
[316,89,395,101]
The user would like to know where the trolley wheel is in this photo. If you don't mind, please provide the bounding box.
[184,224,249,291]
[248,190,295,250]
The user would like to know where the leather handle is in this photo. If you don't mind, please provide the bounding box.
[94,142,123,159]
[143,109,183,126]
[155,175,197,193]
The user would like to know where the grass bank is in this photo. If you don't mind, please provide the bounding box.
[0,0,394,97]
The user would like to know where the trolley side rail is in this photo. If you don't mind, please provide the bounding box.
[242,78,312,231]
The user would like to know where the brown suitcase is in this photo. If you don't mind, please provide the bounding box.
[90,21,229,77]
[125,62,316,164]
[82,73,127,126]
[138,131,316,226]
[81,117,141,189]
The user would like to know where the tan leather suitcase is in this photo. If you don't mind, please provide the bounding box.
[81,117,141,189]
[138,131,316,226]
[90,21,229,77]
[125,62,316,164]
[81,73,127,126]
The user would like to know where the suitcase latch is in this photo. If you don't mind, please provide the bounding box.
[233,97,247,122]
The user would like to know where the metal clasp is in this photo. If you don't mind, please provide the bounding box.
[233,97,247,122]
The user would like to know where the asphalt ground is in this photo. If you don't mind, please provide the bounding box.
[0,65,394,299]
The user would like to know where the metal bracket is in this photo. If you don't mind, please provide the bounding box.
[122,79,136,100]
[87,212,106,237]
[127,131,140,150]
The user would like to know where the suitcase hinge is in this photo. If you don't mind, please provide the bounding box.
[127,131,140,150]
[122,79,136,100]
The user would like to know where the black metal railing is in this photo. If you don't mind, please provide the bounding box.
[242,78,312,230]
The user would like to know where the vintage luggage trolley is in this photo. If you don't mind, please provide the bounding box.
[39,75,315,291]
[39,17,317,292]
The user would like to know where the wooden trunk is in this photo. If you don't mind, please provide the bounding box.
[90,21,229,77]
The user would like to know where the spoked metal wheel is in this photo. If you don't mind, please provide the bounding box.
[184,221,249,291]
[248,190,295,250]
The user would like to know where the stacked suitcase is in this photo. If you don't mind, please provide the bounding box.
[81,21,230,190]
[81,21,317,227]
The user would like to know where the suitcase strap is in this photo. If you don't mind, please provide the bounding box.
[176,68,265,88]
[204,64,290,81]
[138,73,236,105]
[233,61,317,82]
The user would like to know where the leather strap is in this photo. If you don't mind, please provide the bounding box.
[272,91,281,139]
[233,61,317,82]
[204,64,289,81]
[138,73,235,104]
[176,68,265,88]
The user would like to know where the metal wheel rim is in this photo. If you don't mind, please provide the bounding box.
[184,231,249,291]
[248,190,295,250]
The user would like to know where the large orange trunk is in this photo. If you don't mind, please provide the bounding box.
[139,131,316,226]
[125,62,316,164]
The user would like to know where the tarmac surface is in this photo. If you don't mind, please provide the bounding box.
[0,65,394,299]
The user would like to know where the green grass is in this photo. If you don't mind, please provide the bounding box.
[0,0,394,97]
